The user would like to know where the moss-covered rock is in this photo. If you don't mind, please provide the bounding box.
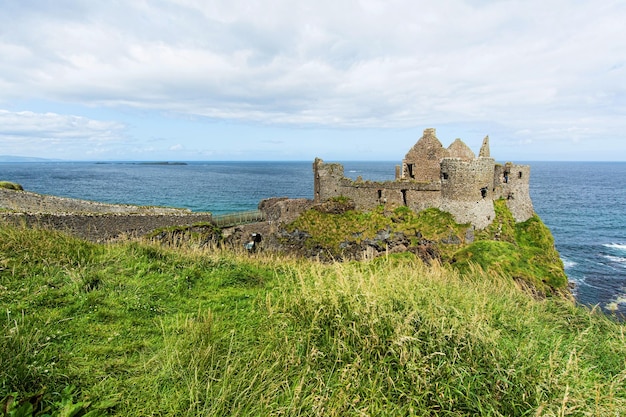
[146,223,223,247]
[312,196,356,214]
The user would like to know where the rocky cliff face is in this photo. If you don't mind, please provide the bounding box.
[245,197,568,296]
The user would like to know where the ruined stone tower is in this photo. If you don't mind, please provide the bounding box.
[400,128,448,183]
[313,128,534,229]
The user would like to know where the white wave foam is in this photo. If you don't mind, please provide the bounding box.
[561,257,577,269]
[602,254,626,266]
[570,276,605,290]
[603,243,626,252]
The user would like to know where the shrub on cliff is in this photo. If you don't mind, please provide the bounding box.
[286,204,469,261]
[0,181,23,190]
[145,222,223,247]
[312,195,356,214]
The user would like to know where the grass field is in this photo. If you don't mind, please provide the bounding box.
[1,225,625,416]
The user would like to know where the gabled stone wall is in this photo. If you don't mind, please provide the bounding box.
[401,127,449,183]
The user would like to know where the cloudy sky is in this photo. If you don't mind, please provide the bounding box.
[1,0,625,161]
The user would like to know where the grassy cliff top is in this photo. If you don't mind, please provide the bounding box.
[1,225,624,416]
[287,199,568,296]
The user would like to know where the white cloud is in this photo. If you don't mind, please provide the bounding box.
[0,109,126,157]
[0,0,625,159]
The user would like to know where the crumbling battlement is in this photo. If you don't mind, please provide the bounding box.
[313,128,534,229]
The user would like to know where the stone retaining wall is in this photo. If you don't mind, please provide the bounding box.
[0,188,213,242]
[0,212,214,242]
[0,188,188,214]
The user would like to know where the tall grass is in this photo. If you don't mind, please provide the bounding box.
[1,225,625,416]
[259,259,626,415]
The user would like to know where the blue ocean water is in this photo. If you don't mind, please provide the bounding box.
[528,162,626,316]
[0,161,314,214]
[1,160,625,316]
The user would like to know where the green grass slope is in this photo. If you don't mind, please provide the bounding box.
[454,200,568,295]
[1,225,625,416]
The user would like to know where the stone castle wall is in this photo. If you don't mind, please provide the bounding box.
[313,128,534,229]
[440,157,497,229]
[313,158,441,212]
[401,127,449,182]
[493,163,535,222]
[440,157,496,201]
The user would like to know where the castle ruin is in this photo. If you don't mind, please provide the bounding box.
[313,128,534,229]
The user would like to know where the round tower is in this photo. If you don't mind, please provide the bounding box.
[439,157,496,229]
[440,158,495,201]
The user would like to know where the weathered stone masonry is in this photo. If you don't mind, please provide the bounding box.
[313,128,534,229]
[0,212,214,242]
[0,188,213,242]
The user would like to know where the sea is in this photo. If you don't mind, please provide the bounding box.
[1,160,625,317]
